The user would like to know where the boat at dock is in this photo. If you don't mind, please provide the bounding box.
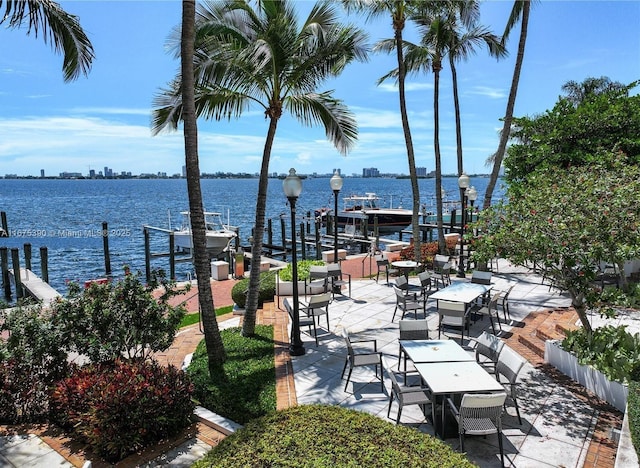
[172,211,237,256]
[336,193,413,234]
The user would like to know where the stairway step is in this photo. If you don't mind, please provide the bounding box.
[518,333,546,359]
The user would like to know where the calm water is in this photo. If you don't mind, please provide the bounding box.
[0,177,504,294]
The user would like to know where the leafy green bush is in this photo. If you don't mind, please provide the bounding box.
[562,325,640,383]
[50,269,186,362]
[50,359,194,463]
[231,271,276,308]
[193,405,476,468]
[0,305,71,423]
[187,325,276,424]
[277,259,325,281]
[628,380,640,460]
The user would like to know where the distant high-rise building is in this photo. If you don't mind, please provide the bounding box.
[40,169,45,178]
[89,169,96,178]
[416,167,427,177]
[182,165,187,177]
[333,168,341,176]
[362,167,379,178]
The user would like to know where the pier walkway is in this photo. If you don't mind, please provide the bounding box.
[8,268,61,304]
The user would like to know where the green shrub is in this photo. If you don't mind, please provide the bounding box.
[399,240,457,268]
[628,380,640,460]
[0,305,71,423]
[193,405,476,468]
[187,325,276,424]
[562,325,640,383]
[231,271,276,308]
[277,259,325,281]
[49,268,186,362]
[49,359,194,463]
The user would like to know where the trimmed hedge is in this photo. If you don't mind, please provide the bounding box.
[193,405,476,467]
[231,270,276,308]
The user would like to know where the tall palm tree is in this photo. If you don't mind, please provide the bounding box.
[153,0,367,337]
[344,0,422,265]
[179,0,226,371]
[445,3,506,196]
[483,0,531,209]
[0,0,94,82]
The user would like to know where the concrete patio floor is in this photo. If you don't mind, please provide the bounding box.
[282,259,624,467]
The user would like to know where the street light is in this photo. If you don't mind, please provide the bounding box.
[283,168,304,356]
[329,171,343,264]
[457,172,470,278]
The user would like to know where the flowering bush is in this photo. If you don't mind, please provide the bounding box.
[50,359,194,463]
[399,239,457,268]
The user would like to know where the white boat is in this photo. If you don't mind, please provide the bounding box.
[173,211,237,256]
[336,193,413,234]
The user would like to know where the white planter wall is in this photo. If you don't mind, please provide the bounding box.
[545,340,629,412]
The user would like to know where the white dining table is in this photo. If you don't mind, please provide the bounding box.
[429,281,491,304]
[415,360,505,439]
[399,339,474,365]
[391,260,418,280]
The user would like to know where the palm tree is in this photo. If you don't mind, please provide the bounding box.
[483,0,531,209]
[445,3,506,196]
[0,0,94,82]
[561,76,627,107]
[344,0,422,266]
[153,0,367,338]
[179,0,226,371]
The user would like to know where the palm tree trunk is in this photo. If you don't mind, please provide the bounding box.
[450,56,465,203]
[483,0,530,209]
[394,18,421,265]
[242,116,278,337]
[181,0,226,371]
[433,62,445,253]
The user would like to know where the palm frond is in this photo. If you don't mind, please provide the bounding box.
[285,92,358,156]
[1,0,94,81]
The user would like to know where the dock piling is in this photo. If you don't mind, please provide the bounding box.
[102,221,111,276]
[0,211,7,237]
[169,231,176,280]
[24,243,32,271]
[10,248,23,299]
[144,227,151,283]
[1,247,10,300]
[40,246,49,283]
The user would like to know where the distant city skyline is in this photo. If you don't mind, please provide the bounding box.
[1,2,637,177]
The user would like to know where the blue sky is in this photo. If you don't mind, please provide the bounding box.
[0,0,638,178]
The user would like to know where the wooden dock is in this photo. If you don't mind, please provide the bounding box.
[9,268,61,304]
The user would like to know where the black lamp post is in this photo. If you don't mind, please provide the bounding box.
[457,172,470,278]
[329,171,343,264]
[283,168,305,356]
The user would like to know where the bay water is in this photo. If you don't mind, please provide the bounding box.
[0,176,503,295]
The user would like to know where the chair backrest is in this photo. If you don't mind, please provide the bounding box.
[438,300,467,326]
[283,298,293,318]
[309,265,328,280]
[434,254,450,264]
[308,292,331,308]
[471,270,492,285]
[418,271,431,288]
[327,263,342,279]
[399,320,429,340]
[376,257,389,269]
[395,276,408,290]
[459,392,507,428]
[341,328,354,356]
[496,345,526,384]
[475,330,505,362]
[381,356,401,395]
[394,285,407,303]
